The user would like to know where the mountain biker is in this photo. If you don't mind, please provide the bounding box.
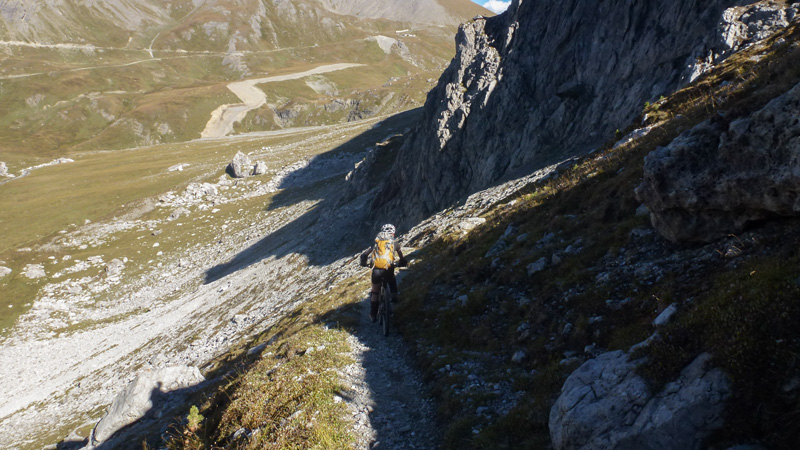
[360,224,407,323]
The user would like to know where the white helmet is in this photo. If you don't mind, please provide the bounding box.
[381,223,396,235]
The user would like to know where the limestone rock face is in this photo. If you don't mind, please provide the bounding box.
[549,352,730,450]
[356,0,796,230]
[227,152,252,178]
[89,365,204,446]
[635,80,800,243]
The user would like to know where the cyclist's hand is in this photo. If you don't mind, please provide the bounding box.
[359,255,368,267]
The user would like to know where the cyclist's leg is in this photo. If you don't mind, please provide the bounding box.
[369,269,382,321]
[387,268,399,302]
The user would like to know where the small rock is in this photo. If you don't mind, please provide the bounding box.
[152,229,162,236]
[458,217,486,234]
[485,240,508,258]
[551,253,562,265]
[167,163,189,172]
[247,343,267,356]
[252,161,268,175]
[231,428,249,441]
[605,298,632,311]
[168,207,190,221]
[588,316,604,325]
[0,266,11,279]
[104,259,125,277]
[511,350,526,363]
[653,303,679,327]
[23,264,46,279]
[537,232,556,246]
[0,161,8,177]
[527,257,548,275]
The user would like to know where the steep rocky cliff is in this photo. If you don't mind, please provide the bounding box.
[358,0,793,229]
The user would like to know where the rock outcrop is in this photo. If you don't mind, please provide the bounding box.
[636,80,800,243]
[689,1,799,81]
[358,0,794,229]
[549,351,730,450]
[88,365,204,447]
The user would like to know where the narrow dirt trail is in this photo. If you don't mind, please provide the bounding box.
[200,63,365,139]
[341,291,440,449]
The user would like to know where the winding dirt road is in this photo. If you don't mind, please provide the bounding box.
[200,63,364,139]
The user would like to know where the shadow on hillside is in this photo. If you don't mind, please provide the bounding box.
[204,109,422,285]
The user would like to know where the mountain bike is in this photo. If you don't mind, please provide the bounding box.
[377,279,392,337]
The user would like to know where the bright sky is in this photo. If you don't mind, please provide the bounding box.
[471,0,511,14]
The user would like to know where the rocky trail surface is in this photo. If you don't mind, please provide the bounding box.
[342,293,439,450]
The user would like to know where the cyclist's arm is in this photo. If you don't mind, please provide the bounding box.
[395,244,407,267]
[359,246,373,267]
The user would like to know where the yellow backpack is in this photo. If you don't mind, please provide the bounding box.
[372,235,395,270]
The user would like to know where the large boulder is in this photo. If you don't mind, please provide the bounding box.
[550,351,730,450]
[89,365,204,446]
[636,80,800,243]
[227,151,252,178]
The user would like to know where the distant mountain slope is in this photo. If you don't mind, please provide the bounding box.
[0,0,490,46]
[317,0,492,26]
[0,0,198,45]
[0,0,478,158]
